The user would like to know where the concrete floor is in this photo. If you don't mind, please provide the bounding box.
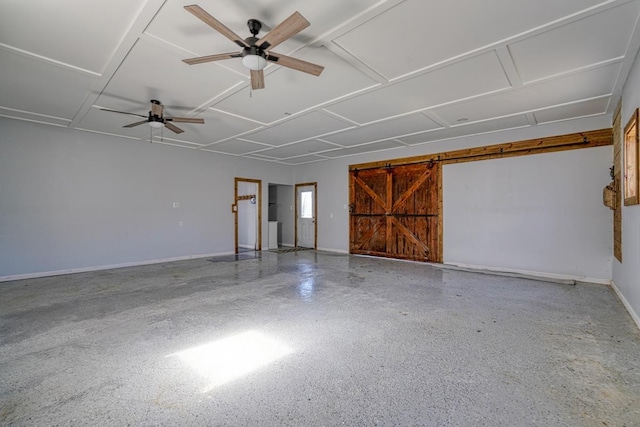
[1,251,639,426]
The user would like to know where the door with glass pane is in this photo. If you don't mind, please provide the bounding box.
[295,183,316,248]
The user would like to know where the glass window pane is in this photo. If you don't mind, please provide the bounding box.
[300,191,313,218]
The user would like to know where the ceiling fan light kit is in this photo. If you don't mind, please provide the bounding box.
[242,53,267,70]
[183,4,324,90]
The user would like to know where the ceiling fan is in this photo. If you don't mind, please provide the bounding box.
[99,100,205,134]
[183,4,324,90]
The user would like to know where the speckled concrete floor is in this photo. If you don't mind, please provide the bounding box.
[1,251,639,426]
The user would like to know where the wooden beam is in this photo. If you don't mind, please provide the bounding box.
[349,128,612,171]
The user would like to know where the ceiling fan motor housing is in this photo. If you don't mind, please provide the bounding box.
[247,19,262,36]
[148,113,164,128]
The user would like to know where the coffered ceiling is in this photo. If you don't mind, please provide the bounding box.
[1,0,639,164]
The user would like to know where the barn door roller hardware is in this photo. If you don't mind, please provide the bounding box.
[348,129,609,171]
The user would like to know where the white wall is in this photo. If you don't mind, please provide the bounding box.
[0,118,292,278]
[444,147,612,281]
[293,115,614,280]
[0,112,619,286]
[614,48,640,326]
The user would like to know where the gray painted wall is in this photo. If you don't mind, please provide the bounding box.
[614,47,640,326]
[443,147,612,281]
[292,115,614,281]
[0,118,291,277]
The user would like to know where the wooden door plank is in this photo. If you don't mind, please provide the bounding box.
[385,170,393,254]
[391,166,432,213]
[353,216,385,251]
[390,216,430,257]
[354,175,389,211]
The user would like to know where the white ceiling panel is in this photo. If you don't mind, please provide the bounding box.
[533,98,610,125]
[212,46,378,123]
[323,113,441,147]
[202,138,272,155]
[252,139,340,159]
[2,0,639,164]
[0,49,97,120]
[241,111,353,146]
[0,0,148,73]
[509,1,640,83]
[319,139,406,158]
[151,139,203,149]
[325,51,511,124]
[77,95,222,142]
[398,115,530,145]
[279,154,327,164]
[334,0,604,80]
[433,63,620,124]
[147,0,376,65]
[100,39,244,111]
[178,109,261,145]
[243,154,280,162]
[0,107,70,127]
[76,107,160,140]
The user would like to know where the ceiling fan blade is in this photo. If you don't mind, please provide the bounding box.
[267,53,324,76]
[164,122,184,134]
[256,11,309,50]
[182,52,241,65]
[123,120,148,128]
[167,117,205,124]
[150,101,163,117]
[99,108,146,118]
[251,69,265,90]
[184,5,249,48]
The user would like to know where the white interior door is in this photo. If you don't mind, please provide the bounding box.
[296,184,315,248]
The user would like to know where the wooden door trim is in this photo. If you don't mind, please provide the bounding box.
[234,177,262,254]
[294,182,317,249]
[349,129,612,171]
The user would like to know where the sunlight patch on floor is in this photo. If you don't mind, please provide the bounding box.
[169,330,294,392]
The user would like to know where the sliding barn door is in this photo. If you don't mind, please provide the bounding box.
[349,162,441,262]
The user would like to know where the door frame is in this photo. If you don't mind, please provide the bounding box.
[234,177,262,254]
[295,182,317,249]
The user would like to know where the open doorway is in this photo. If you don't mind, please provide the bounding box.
[295,182,317,249]
[268,183,294,250]
[234,178,262,254]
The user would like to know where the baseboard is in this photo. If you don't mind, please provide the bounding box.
[317,247,349,254]
[440,262,610,285]
[611,281,640,331]
[281,243,294,248]
[0,251,235,282]
[238,244,256,250]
